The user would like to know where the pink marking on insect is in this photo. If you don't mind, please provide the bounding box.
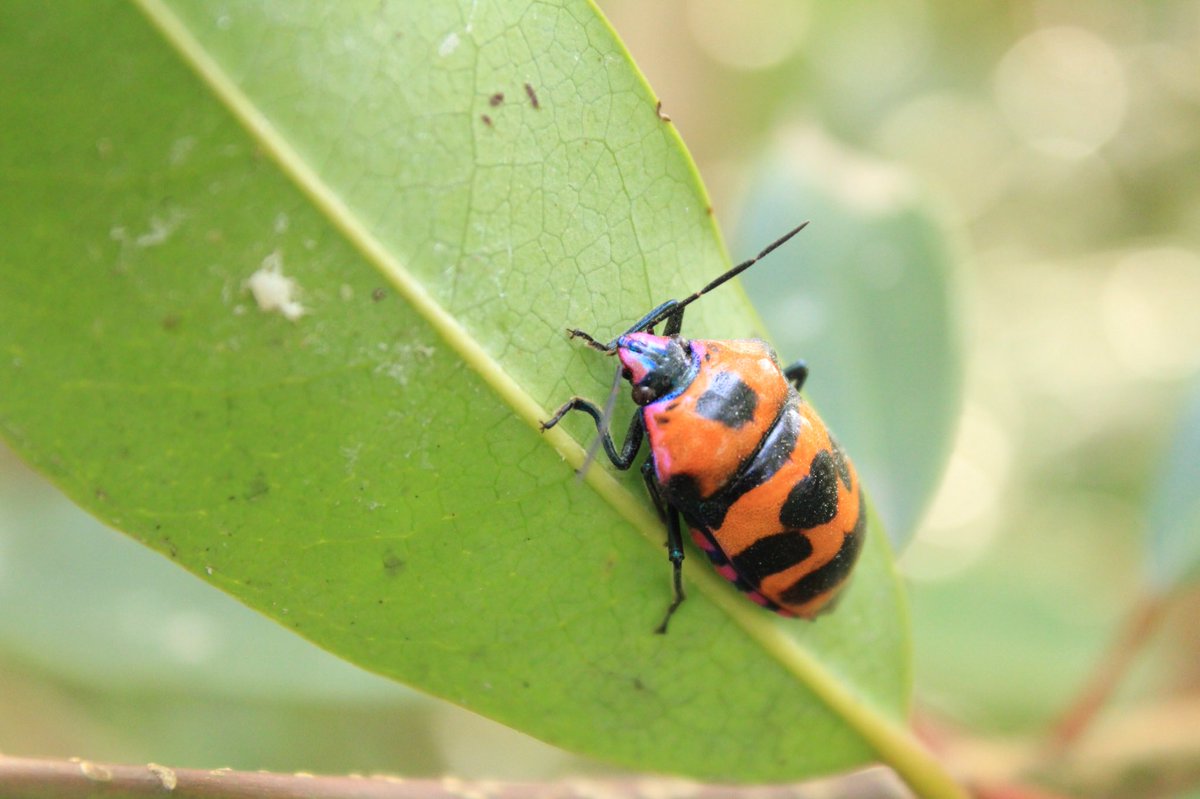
[746,591,772,608]
[615,333,657,385]
[716,564,739,582]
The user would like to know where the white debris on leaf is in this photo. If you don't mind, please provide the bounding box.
[438,31,460,56]
[247,251,306,321]
[135,209,187,248]
[169,135,197,167]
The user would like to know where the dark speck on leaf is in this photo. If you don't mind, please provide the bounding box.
[161,314,180,331]
[243,473,269,501]
[489,92,504,106]
[371,287,386,302]
[481,114,493,127]
[524,82,540,109]
[382,552,405,576]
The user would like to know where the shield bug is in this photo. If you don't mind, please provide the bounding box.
[542,224,865,633]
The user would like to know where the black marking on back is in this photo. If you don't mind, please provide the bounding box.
[779,495,866,606]
[664,399,801,531]
[692,527,790,612]
[695,371,758,429]
[730,531,814,588]
[778,450,839,530]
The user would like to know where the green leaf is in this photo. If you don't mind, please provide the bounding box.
[0,446,404,701]
[0,1,952,788]
[1146,379,1200,591]
[735,130,963,547]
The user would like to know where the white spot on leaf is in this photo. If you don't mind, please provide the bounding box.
[169,136,197,166]
[134,209,187,248]
[439,32,460,57]
[247,251,306,321]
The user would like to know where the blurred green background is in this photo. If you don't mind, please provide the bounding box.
[2,0,1199,786]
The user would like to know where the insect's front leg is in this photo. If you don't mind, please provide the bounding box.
[564,328,611,352]
[540,399,645,470]
[622,300,681,337]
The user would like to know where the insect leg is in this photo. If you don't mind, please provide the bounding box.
[622,300,679,338]
[640,459,668,523]
[655,505,687,635]
[641,461,687,634]
[661,305,686,337]
[541,399,645,470]
[567,298,685,350]
[564,327,612,352]
[784,360,808,391]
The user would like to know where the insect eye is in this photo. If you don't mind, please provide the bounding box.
[622,367,633,380]
[631,385,656,406]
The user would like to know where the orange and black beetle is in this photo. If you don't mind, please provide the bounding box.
[542,224,864,633]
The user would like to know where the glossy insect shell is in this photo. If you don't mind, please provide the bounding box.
[616,332,864,618]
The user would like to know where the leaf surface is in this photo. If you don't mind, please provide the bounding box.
[0,0,912,781]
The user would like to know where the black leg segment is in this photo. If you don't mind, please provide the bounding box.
[641,460,668,524]
[654,504,687,635]
[623,300,680,338]
[541,398,645,470]
[642,461,686,634]
[784,360,808,392]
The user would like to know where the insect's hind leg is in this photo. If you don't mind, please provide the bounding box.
[642,461,686,634]
[784,360,808,392]
[540,398,645,470]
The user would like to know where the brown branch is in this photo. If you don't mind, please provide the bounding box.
[0,755,909,799]
[1048,592,1170,751]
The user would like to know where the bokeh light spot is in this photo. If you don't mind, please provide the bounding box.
[686,0,810,71]
[994,26,1128,159]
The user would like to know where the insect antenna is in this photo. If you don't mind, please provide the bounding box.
[575,358,625,481]
[636,221,809,334]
